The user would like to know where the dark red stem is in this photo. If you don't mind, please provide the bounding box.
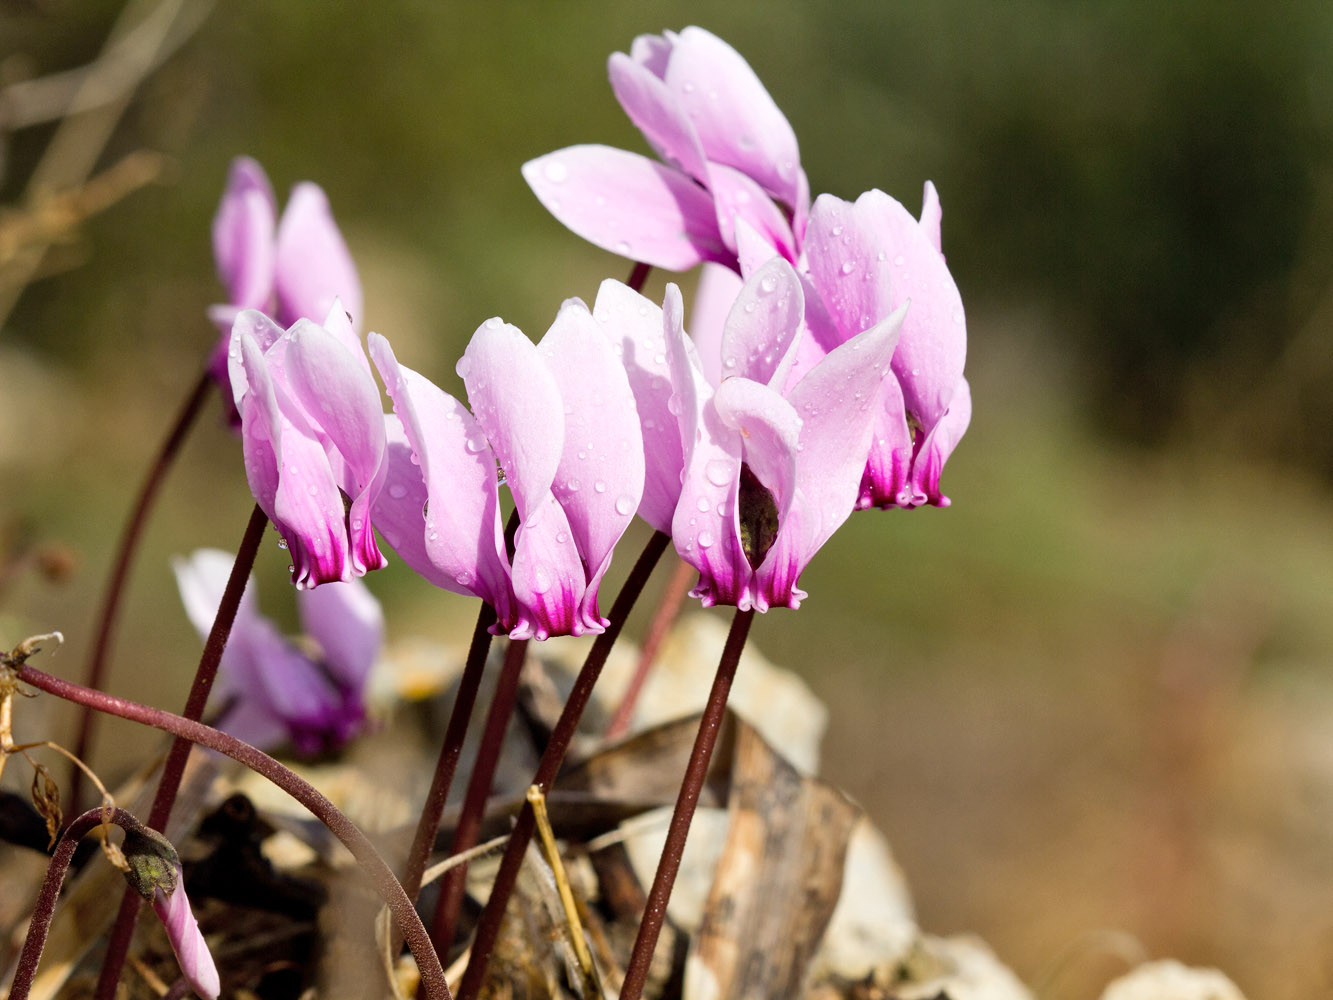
[69,369,211,812]
[96,503,268,1000]
[605,554,693,740]
[627,261,652,294]
[430,636,528,954]
[9,807,145,1000]
[618,607,755,1000]
[15,665,451,1000]
[400,601,497,905]
[457,530,670,1000]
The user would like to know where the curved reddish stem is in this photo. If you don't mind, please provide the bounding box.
[69,369,211,811]
[15,665,451,1000]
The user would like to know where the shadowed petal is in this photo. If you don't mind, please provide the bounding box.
[593,280,687,533]
[299,577,383,693]
[609,51,709,183]
[706,162,796,264]
[720,257,804,388]
[907,376,971,507]
[804,192,895,343]
[858,376,914,510]
[369,335,511,612]
[274,181,363,329]
[522,145,730,271]
[213,157,276,312]
[689,263,743,388]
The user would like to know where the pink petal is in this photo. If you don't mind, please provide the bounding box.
[907,376,971,508]
[282,320,387,577]
[226,309,286,412]
[274,182,363,330]
[151,882,220,1000]
[662,27,804,210]
[508,491,588,639]
[920,180,943,254]
[212,157,276,311]
[858,376,914,510]
[803,192,895,343]
[719,257,804,388]
[608,51,709,184]
[458,319,564,522]
[522,145,730,271]
[688,263,743,388]
[172,549,261,643]
[241,334,351,587]
[240,616,345,742]
[628,31,673,77]
[706,162,796,264]
[299,577,383,692]
[787,303,907,551]
[592,280,686,534]
[851,188,966,433]
[539,298,644,625]
[369,335,512,612]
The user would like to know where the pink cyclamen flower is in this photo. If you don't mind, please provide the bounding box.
[800,185,970,508]
[227,301,388,588]
[174,548,384,753]
[369,302,645,640]
[208,157,362,419]
[121,824,220,999]
[596,258,905,610]
[523,26,808,272]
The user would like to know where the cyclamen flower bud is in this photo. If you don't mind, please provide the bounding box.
[121,823,220,1000]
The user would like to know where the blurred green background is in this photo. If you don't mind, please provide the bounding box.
[3,2,1333,998]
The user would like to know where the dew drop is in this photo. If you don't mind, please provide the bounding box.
[465,434,488,453]
[615,240,632,255]
[831,225,844,237]
[532,566,552,593]
[455,571,472,586]
[388,483,407,499]
[308,484,319,496]
[615,495,635,516]
[555,530,569,544]
[277,539,288,549]
[705,459,733,486]
[567,478,581,492]
[696,496,710,512]
[698,530,715,549]
[841,260,857,275]
[484,317,502,329]
[594,480,607,494]
[543,160,568,183]
[759,274,777,294]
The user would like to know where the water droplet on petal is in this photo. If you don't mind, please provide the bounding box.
[277,539,288,549]
[465,434,488,453]
[759,274,777,294]
[555,530,569,544]
[388,483,407,499]
[615,495,635,516]
[615,240,632,255]
[567,478,581,492]
[594,480,607,494]
[841,260,857,275]
[698,530,715,549]
[705,459,733,486]
[532,566,552,593]
[455,570,473,586]
[696,496,710,512]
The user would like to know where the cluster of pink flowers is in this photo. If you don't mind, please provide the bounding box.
[191,21,969,732]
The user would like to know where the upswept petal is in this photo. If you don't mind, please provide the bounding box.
[803,192,895,342]
[661,27,804,210]
[719,257,804,388]
[282,319,387,576]
[706,162,796,264]
[274,181,363,329]
[171,549,261,644]
[592,279,683,533]
[787,303,907,551]
[371,415,459,589]
[151,882,220,1000]
[608,51,709,183]
[920,180,943,254]
[236,333,348,588]
[459,319,565,521]
[539,298,644,625]
[688,263,743,388]
[850,187,966,432]
[318,298,372,376]
[521,145,730,271]
[226,310,287,410]
[906,376,971,508]
[368,335,510,611]
[241,615,347,750]
[212,157,276,311]
[299,577,383,693]
[628,30,673,77]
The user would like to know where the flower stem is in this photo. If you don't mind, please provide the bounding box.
[68,369,211,812]
[15,666,452,1000]
[605,555,693,740]
[618,606,755,1000]
[9,807,141,1000]
[430,636,528,955]
[95,502,267,1000]
[457,530,670,1000]
[400,601,497,905]
[627,261,652,294]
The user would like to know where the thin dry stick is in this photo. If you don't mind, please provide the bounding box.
[457,529,670,1000]
[430,637,529,954]
[528,785,601,994]
[95,503,267,1000]
[605,554,692,740]
[618,607,755,1000]
[67,367,212,813]
[400,601,498,905]
[15,666,452,1000]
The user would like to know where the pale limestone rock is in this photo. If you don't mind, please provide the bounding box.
[1100,960,1247,1000]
